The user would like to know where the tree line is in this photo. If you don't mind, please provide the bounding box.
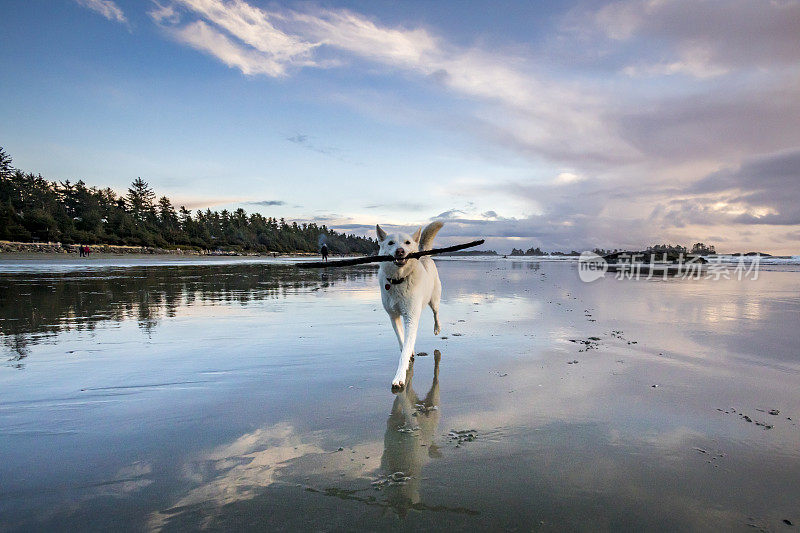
[509,247,614,256]
[0,147,377,254]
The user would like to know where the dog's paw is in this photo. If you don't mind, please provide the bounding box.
[433,324,441,335]
[391,371,406,390]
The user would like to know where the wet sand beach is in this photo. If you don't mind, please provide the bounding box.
[1,257,799,531]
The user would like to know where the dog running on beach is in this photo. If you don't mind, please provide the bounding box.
[375,221,443,389]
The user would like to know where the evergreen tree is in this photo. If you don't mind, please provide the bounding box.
[126,178,156,222]
[0,147,13,180]
[158,196,178,225]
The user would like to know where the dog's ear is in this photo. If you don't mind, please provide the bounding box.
[376,224,387,241]
[411,227,422,242]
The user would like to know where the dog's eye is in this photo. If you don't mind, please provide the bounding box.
[405,241,410,245]
[388,241,394,245]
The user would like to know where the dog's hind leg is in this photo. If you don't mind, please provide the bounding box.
[429,280,442,335]
[390,314,404,350]
[429,300,441,336]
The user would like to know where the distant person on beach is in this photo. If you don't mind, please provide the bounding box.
[321,243,328,262]
[79,244,84,257]
[84,245,91,257]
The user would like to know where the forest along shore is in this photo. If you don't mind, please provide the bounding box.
[0,148,378,257]
[0,241,331,256]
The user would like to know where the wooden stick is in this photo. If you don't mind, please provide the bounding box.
[296,239,486,268]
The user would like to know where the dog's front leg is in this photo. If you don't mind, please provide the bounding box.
[392,310,421,389]
[390,314,404,351]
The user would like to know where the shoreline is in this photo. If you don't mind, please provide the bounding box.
[0,240,337,258]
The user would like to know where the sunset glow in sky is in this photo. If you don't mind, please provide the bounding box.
[2,0,799,253]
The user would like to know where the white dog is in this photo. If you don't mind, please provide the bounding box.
[376,221,443,389]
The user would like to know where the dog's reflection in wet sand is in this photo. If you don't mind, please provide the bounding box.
[380,350,441,517]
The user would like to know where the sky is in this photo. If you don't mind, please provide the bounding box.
[1,0,799,254]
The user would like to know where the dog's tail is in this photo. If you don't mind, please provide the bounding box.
[419,221,444,251]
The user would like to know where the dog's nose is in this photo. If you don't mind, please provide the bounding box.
[395,248,405,257]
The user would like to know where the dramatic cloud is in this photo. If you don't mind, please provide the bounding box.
[75,0,127,24]
[589,0,800,76]
[149,0,625,165]
[689,149,800,226]
[153,0,317,76]
[171,20,295,76]
[145,0,800,252]
[457,149,800,251]
[149,1,800,171]
[618,83,800,163]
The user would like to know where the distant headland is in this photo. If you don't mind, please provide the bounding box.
[444,243,777,258]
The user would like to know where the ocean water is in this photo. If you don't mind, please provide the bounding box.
[1,257,798,531]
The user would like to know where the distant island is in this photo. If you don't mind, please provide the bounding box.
[0,147,377,255]
[509,247,603,257]
[731,251,772,257]
[503,243,775,258]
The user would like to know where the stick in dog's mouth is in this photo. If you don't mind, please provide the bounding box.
[295,239,485,268]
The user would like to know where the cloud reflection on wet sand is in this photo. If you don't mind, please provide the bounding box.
[1,259,799,530]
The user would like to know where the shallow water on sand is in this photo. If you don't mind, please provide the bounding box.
[1,258,799,531]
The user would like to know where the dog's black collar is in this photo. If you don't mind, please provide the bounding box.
[384,276,406,290]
